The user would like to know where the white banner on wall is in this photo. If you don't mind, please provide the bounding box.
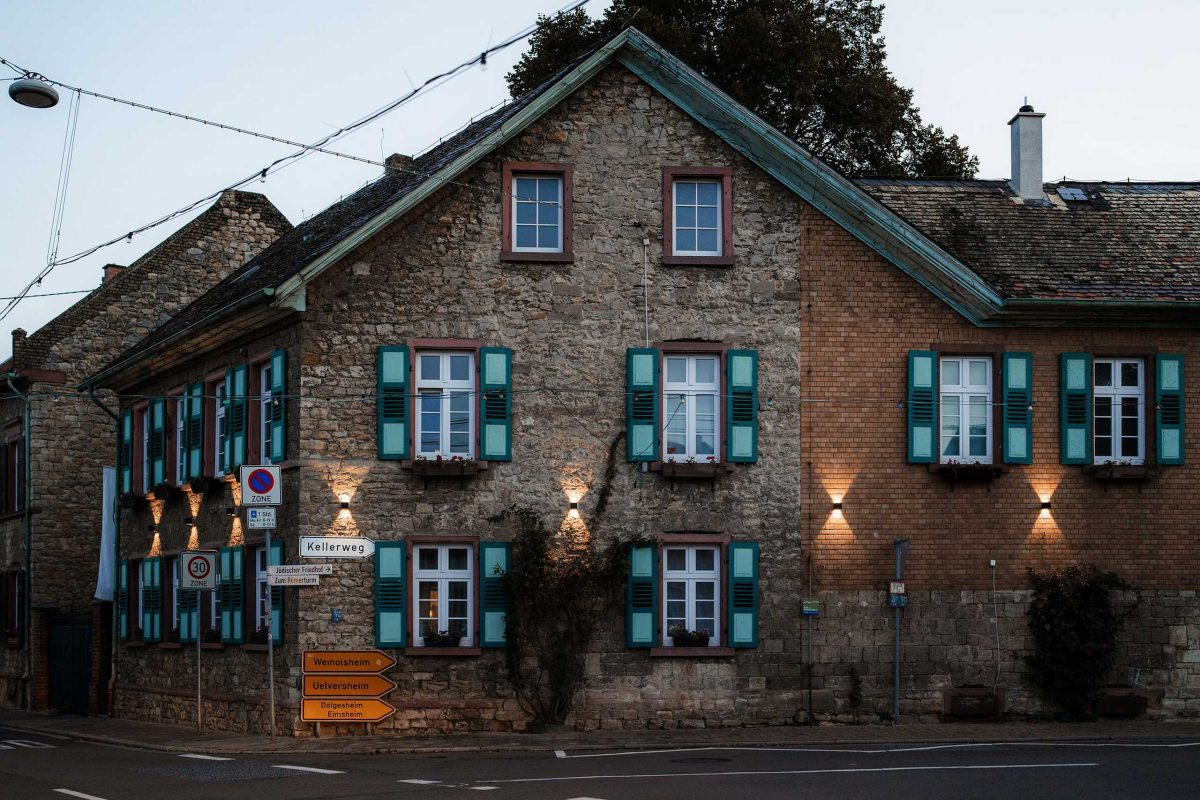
[94,465,115,601]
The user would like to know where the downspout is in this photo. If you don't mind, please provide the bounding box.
[87,393,119,716]
[5,375,32,708]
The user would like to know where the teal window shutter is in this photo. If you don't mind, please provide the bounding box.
[1060,353,1092,464]
[480,347,513,461]
[726,349,759,462]
[377,346,409,460]
[231,364,249,469]
[150,398,166,486]
[186,382,204,480]
[727,542,759,648]
[1156,354,1185,465]
[1002,352,1033,464]
[269,349,287,463]
[142,558,161,643]
[479,542,510,647]
[219,546,244,644]
[375,541,406,647]
[118,559,129,640]
[907,351,938,463]
[222,367,234,473]
[119,410,133,494]
[269,540,283,645]
[626,348,660,461]
[625,544,658,648]
[178,558,197,644]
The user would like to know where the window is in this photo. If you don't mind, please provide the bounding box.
[662,167,733,265]
[940,356,992,464]
[413,544,473,646]
[213,379,227,476]
[501,162,573,262]
[174,396,186,484]
[253,545,269,634]
[137,407,150,494]
[416,352,475,459]
[663,546,720,647]
[663,354,720,462]
[2,425,23,514]
[1094,358,1144,464]
[204,574,221,643]
[259,363,273,465]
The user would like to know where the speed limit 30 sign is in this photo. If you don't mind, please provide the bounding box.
[181,550,218,590]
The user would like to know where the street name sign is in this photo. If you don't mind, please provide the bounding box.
[301,697,395,723]
[268,574,320,587]
[246,507,277,529]
[302,674,397,698]
[180,550,218,591]
[303,650,396,674]
[239,465,281,505]
[300,536,376,559]
[268,564,332,577]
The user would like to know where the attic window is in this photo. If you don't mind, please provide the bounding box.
[1056,186,1088,202]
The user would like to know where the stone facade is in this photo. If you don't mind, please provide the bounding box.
[0,190,290,710]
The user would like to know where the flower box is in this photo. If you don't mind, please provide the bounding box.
[410,459,486,478]
[422,632,463,648]
[660,461,725,480]
[1082,463,1157,482]
[668,627,712,647]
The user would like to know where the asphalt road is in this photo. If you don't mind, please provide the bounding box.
[3,724,1199,799]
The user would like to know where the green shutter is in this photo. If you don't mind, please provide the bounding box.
[377,346,409,460]
[142,558,161,643]
[230,364,249,470]
[221,367,234,473]
[726,349,759,462]
[186,382,204,480]
[150,398,166,486]
[118,559,129,640]
[179,558,198,644]
[727,542,759,648]
[480,347,513,461]
[907,351,938,463]
[479,542,510,647]
[269,540,283,646]
[1002,352,1033,465]
[626,348,660,461]
[1060,353,1092,464]
[119,410,133,494]
[269,349,287,463]
[375,541,406,648]
[1156,354,1185,465]
[219,546,244,644]
[625,544,658,648]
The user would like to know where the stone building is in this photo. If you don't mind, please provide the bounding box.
[83,29,1200,735]
[1,190,290,713]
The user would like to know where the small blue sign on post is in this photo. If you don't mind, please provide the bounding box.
[888,593,909,608]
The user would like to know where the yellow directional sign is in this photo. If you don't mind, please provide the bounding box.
[303,674,397,698]
[303,650,396,674]
[301,697,396,723]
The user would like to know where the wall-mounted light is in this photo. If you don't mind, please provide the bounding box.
[1040,500,1052,511]
[226,506,238,518]
[148,523,158,533]
[568,501,580,519]
[183,516,195,526]
[339,496,351,511]
[832,501,843,512]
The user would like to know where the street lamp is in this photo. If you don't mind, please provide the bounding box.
[8,77,58,108]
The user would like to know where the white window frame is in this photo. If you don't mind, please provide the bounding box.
[253,545,269,633]
[259,363,273,464]
[174,396,186,484]
[671,178,722,256]
[141,409,151,493]
[511,174,564,253]
[412,543,474,647]
[662,354,721,463]
[939,356,993,465]
[662,545,720,647]
[213,379,226,476]
[1093,358,1145,465]
[208,580,219,637]
[415,351,475,459]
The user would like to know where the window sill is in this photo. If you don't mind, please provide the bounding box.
[241,643,270,652]
[1082,464,1158,482]
[650,646,735,658]
[405,459,489,478]
[158,642,183,650]
[200,642,225,650]
[657,461,731,479]
[662,254,734,267]
[125,640,148,649]
[501,250,575,264]
[0,510,26,523]
[404,646,483,657]
[930,463,1005,483]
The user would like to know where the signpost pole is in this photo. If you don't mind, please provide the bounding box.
[196,588,202,734]
[265,523,276,740]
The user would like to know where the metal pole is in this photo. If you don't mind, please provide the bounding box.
[196,589,202,734]
[265,524,276,739]
[892,539,909,726]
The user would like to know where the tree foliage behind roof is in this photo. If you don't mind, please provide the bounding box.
[506,0,978,179]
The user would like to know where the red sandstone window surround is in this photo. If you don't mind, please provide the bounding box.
[662,167,734,266]
[405,536,482,657]
[652,534,734,657]
[501,162,574,263]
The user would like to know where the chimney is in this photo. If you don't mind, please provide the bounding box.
[11,328,27,369]
[1008,102,1046,201]
[102,263,125,283]
[384,153,413,176]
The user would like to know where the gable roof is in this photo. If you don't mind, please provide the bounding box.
[85,29,1200,387]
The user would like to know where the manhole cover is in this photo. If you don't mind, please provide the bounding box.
[670,757,732,764]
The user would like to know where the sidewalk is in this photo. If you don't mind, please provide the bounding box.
[3,707,1199,756]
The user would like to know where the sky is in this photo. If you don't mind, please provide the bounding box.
[3,0,1199,362]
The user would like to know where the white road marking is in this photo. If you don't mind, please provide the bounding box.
[553,740,1200,758]
[470,788,499,791]
[4,739,55,748]
[555,749,568,759]
[179,753,234,761]
[400,779,441,784]
[272,764,345,774]
[481,762,1099,784]
[53,790,109,800]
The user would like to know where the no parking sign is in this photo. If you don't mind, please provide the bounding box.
[239,465,281,505]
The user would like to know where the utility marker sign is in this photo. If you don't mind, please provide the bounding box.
[180,551,218,591]
[239,465,281,505]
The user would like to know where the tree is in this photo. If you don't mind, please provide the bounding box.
[507,1,979,179]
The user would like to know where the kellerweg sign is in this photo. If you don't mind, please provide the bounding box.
[300,536,376,559]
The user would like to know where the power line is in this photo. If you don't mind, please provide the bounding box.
[0,288,93,300]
